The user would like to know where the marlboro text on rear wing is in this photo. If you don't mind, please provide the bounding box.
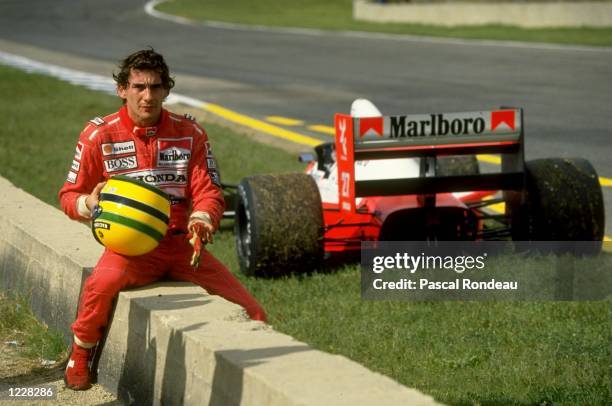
[334,109,525,213]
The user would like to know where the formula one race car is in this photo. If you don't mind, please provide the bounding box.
[230,99,604,277]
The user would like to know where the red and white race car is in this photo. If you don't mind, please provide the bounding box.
[230,100,604,277]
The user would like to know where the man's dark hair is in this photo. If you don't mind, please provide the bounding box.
[113,48,175,90]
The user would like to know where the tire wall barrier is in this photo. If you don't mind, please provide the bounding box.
[353,0,612,27]
[0,176,439,406]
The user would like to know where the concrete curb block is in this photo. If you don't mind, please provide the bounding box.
[354,0,612,27]
[0,178,99,340]
[0,176,440,405]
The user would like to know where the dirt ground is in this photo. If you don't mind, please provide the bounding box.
[0,341,122,406]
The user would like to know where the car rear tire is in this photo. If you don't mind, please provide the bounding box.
[511,158,604,241]
[235,173,324,277]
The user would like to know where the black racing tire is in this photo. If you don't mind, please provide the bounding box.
[511,158,604,242]
[235,173,324,277]
[436,155,480,176]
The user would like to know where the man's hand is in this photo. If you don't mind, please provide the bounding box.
[188,213,215,268]
[86,182,107,212]
[77,181,106,219]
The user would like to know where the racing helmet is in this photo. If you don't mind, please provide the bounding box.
[91,175,171,256]
[350,98,382,118]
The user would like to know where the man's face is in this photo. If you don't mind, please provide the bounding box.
[117,69,169,127]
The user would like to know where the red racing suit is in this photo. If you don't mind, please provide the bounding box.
[59,106,266,343]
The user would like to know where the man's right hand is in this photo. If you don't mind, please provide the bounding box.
[85,182,107,212]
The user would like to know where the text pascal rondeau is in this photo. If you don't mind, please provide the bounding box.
[373,278,518,291]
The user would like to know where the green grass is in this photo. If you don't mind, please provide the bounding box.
[1,66,610,404]
[156,0,612,46]
[0,293,66,361]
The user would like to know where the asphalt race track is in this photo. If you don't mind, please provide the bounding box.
[1,0,611,236]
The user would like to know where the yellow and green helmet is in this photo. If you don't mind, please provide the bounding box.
[91,175,171,256]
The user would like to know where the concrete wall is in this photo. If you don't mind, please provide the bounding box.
[0,179,99,342]
[0,175,439,406]
[354,0,612,27]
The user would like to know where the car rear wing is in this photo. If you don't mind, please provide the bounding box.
[334,108,525,212]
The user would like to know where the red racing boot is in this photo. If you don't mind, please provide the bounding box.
[64,343,93,390]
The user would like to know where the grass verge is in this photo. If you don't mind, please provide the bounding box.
[156,0,612,46]
[0,65,610,404]
[0,293,66,362]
